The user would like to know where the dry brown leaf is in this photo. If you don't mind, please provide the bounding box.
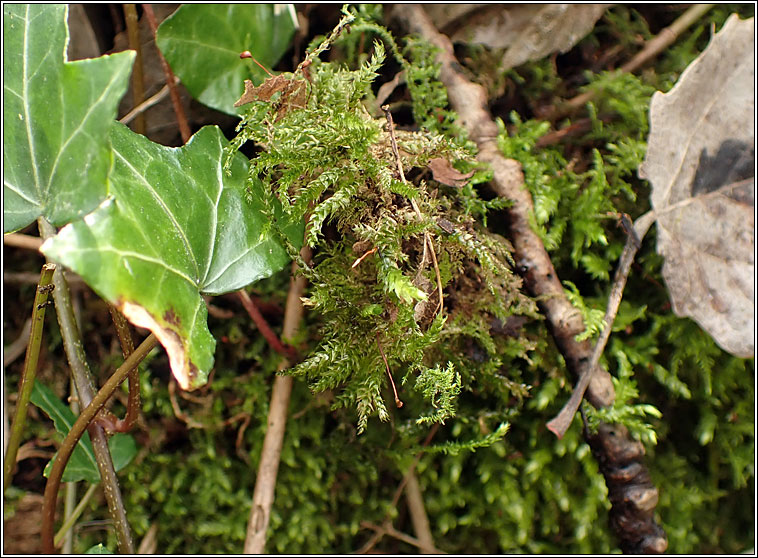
[639,15,754,358]
[234,74,308,119]
[427,157,474,188]
[424,4,610,70]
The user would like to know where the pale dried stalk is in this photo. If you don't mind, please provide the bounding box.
[404,471,435,554]
[244,246,312,554]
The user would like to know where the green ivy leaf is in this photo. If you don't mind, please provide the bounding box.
[30,382,137,483]
[156,4,297,116]
[42,123,301,390]
[2,4,134,232]
[84,544,113,554]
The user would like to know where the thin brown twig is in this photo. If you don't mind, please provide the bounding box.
[141,3,191,143]
[547,4,715,121]
[236,289,298,360]
[168,379,205,429]
[119,81,172,125]
[3,232,43,251]
[404,471,435,554]
[359,521,445,554]
[3,318,32,367]
[244,246,312,554]
[123,4,146,136]
[547,211,656,437]
[376,333,403,408]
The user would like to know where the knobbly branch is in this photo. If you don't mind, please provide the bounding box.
[393,6,667,552]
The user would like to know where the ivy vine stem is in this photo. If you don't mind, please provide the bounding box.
[3,262,55,494]
[38,217,139,554]
[40,331,158,554]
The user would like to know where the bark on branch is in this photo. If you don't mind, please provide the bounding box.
[393,5,666,553]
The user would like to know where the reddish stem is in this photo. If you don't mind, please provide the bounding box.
[141,4,191,143]
[236,290,298,361]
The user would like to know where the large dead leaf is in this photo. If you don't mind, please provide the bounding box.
[639,15,754,358]
[423,4,611,70]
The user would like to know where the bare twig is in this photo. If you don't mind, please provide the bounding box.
[244,246,312,554]
[360,521,445,554]
[3,318,32,367]
[141,3,191,143]
[547,4,715,121]
[547,211,656,437]
[123,4,146,135]
[3,232,43,251]
[168,379,205,429]
[119,81,172,125]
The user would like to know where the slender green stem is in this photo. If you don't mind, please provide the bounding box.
[3,263,56,494]
[55,482,99,548]
[40,333,158,554]
[38,217,136,554]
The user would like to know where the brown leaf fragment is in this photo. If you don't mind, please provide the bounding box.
[427,157,474,188]
[234,74,308,119]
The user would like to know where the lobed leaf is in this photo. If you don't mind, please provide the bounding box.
[2,4,134,232]
[42,124,302,390]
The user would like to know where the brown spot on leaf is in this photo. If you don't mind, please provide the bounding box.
[163,308,181,327]
[427,157,474,188]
